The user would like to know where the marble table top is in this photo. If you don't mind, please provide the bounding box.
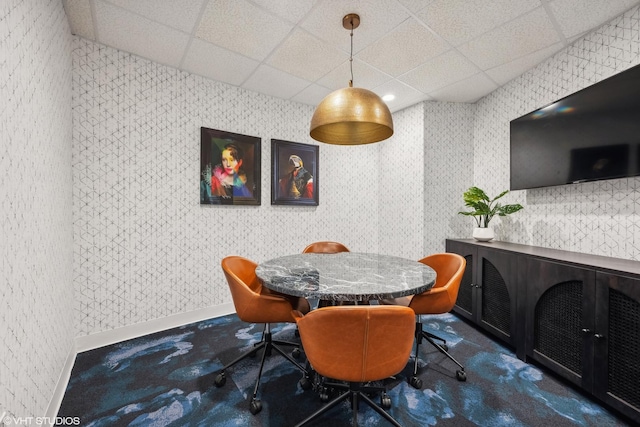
[255,252,436,302]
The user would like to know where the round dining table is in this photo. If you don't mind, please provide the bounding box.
[255,252,436,303]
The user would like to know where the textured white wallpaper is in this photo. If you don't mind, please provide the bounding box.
[474,5,640,260]
[378,103,425,261]
[423,101,476,253]
[0,0,74,419]
[71,38,382,337]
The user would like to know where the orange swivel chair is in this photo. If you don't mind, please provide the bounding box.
[215,256,310,415]
[302,241,350,254]
[292,305,415,427]
[303,240,371,305]
[302,241,351,307]
[382,253,467,388]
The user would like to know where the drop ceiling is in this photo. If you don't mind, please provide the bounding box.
[63,0,640,112]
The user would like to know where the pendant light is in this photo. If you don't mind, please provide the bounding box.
[310,14,393,145]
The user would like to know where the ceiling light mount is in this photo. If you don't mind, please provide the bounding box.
[309,13,393,145]
[342,13,360,30]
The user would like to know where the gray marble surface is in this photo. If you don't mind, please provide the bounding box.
[256,252,436,302]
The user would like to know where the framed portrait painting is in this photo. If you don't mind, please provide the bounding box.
[271,139,319,206]
[200,127,261,205]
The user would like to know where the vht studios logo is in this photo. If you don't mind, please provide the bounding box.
[0,413,80,426]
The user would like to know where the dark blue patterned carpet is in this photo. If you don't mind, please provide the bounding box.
[56,312,632,426]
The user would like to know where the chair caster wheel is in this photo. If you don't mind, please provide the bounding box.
[409,376,422,389]
[381,393,391,409]
[456,370,467,382]
[299,376,312,390]
[442,344,448,351]
[319,387,330,402]
[250,398,262,415]
[292,347,301,358]
[214,372,226,387]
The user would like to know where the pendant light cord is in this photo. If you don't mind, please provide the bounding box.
[349,19,354,87]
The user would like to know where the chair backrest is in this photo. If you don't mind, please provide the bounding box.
[409,253,466,315]
[293,306,415,383]
[221,256,297,324]
[302,241,350,254]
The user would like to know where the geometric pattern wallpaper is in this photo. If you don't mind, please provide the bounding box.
[71,37,384,337]
[474,4,640,260]
[378,103,425,261]
[0,0,74,419]
[423,101,476,254]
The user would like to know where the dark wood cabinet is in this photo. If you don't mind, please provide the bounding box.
[446,239,640,422]
[446,240,520,351]
[593,272,640,418]
[523,257,596,389]
[445,240,476,319]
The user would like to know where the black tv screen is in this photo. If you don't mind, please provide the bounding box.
[510,63,640,190]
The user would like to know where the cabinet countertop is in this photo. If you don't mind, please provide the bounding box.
[447,239,640,277]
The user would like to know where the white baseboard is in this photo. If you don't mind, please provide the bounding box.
[46,347,77,419]
[75,303,236,353]
[46,303,236,417]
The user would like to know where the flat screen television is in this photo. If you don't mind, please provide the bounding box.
[510,63,640,190]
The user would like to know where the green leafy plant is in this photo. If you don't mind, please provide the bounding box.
[458,186,523,228]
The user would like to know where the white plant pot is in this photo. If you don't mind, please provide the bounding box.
[473,227,494,242]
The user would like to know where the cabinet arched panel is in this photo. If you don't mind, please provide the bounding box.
[477,248,517,345]
[608,289,640,410]
[524,257,595,389]
[534,281,583,376]
[482,258,511,336]
[446,240,477,324]
[594,272,640,416]
[456,254,474,313]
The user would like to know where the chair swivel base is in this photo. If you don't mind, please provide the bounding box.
[214,324,307,415]
[409,323,466,389]
[295,381,400,427]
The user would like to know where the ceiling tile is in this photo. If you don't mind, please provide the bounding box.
[457,7,560,70]
[300,0,411,53]
[63,0,639,108]
[106,0,205,33]
[242,65,312,100]
[399,50,480,93]
[182,38,259,86]
[196,0,293,60]
[428,73,499,103]
[372,80,427,112]
[357,18,450,77]
[290,84,332,106]
[63,0,95,39]
[267,28,348,82]
[548,0,640,38]
[94,1,189,67]
[317,58,391,92]
[417,0,541,46]
[396,0,433,14]
[251,0,317,24]
[485,42,563,85]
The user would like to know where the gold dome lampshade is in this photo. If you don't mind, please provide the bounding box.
[309,14,394,145]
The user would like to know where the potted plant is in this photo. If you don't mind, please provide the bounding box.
[458,186,523,241]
